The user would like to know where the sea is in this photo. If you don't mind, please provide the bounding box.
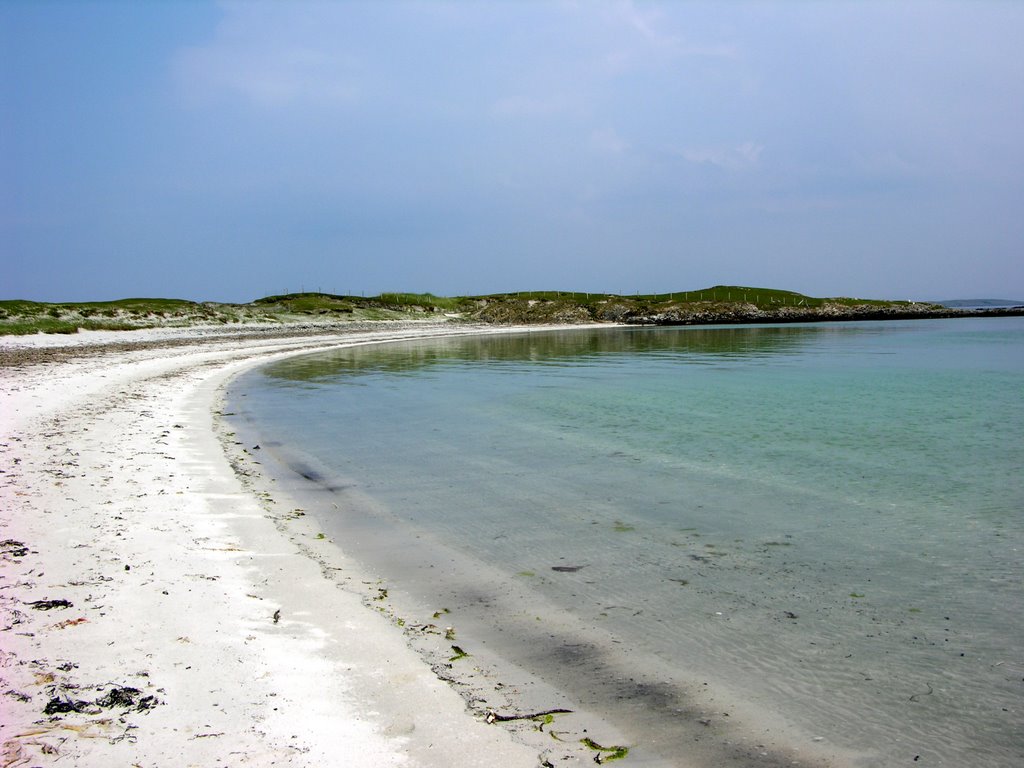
[226,317,1023,767]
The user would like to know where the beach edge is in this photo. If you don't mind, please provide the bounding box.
[0,322,573,767]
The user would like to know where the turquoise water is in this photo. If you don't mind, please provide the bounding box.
[228,318,1024,767]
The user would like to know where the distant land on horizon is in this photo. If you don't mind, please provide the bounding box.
[4,285,1024,337]
[936,298,1024,308]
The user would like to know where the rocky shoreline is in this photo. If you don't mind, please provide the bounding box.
[613,302,1024,326]
[470,296,1024,326]
[6,288,1022,339]
[4,303,1021,369]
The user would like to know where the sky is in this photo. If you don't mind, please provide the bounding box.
[3,1,1023,303]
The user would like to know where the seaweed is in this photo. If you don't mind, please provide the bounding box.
[43,696,89,715]
[581,736,630,762]
[43,686,160,717]
[1,539,29,558]
[95,686,160,712]
[484,707,572,724]
[25,599,73,611]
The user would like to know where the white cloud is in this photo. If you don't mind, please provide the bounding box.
[590,127,629,154]
[178,44,361,108]
[490,95,568,119]
[602,0,737,64]
[615,0,669,47]
[678,141,764,171]
[172,5,364,109]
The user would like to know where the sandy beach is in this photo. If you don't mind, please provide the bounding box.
[0,321,609,767]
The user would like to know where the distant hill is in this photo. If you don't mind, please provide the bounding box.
[3,287,1022,336]
[936,299,1024,308]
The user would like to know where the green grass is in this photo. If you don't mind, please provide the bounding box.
[0,286,944,336]
[0,297,197,315]
[374,292,467,311]
[252,291,465,313]
[252,292,355,312]
[478,285,910,309]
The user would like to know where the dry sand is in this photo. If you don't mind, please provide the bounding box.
[0,321,597,767]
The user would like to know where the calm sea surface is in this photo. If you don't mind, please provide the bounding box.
[227,318,1023,767]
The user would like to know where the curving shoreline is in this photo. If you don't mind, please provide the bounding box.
[0,322,561,767]
[4,315,984,766]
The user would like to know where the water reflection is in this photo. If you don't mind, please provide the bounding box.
[261,324,859,385]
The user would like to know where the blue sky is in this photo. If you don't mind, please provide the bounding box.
[3,1,1023,303]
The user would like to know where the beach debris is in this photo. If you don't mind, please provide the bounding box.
[551,565,586,573]
[449,645,469,662]
[42,686,160,717]
[784,611,798,620]
[25,599,73,611]
[43,695,89,715]
[272,609,281,624]
[581,737,629,763]
[908,682,933,702]
[1,539,30,559]
[484,707,573,724]
[95,686,159,711]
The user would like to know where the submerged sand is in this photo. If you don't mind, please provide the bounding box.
[0,322,581,767]
[1,321,863,768]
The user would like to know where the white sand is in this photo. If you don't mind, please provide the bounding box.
[0,323,573,767]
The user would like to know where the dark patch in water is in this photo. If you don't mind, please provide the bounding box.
[290,462,323,483]
[473,622,829,767]
[288,462,352,494]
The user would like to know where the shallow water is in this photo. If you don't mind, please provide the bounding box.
[228,318,1024,766]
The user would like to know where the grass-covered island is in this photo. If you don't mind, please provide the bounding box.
[2,286,1021,336]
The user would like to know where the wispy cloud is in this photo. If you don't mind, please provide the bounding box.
[602,0,737,65]
[9,0,1019,301]
[677,141,764,171]
[590,127,629,154]
[490,95,570,119]
[177,45,362,108]
[173,7,364,108]
[615,0,672,48]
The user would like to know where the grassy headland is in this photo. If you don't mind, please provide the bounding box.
[1,287,1017,336]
